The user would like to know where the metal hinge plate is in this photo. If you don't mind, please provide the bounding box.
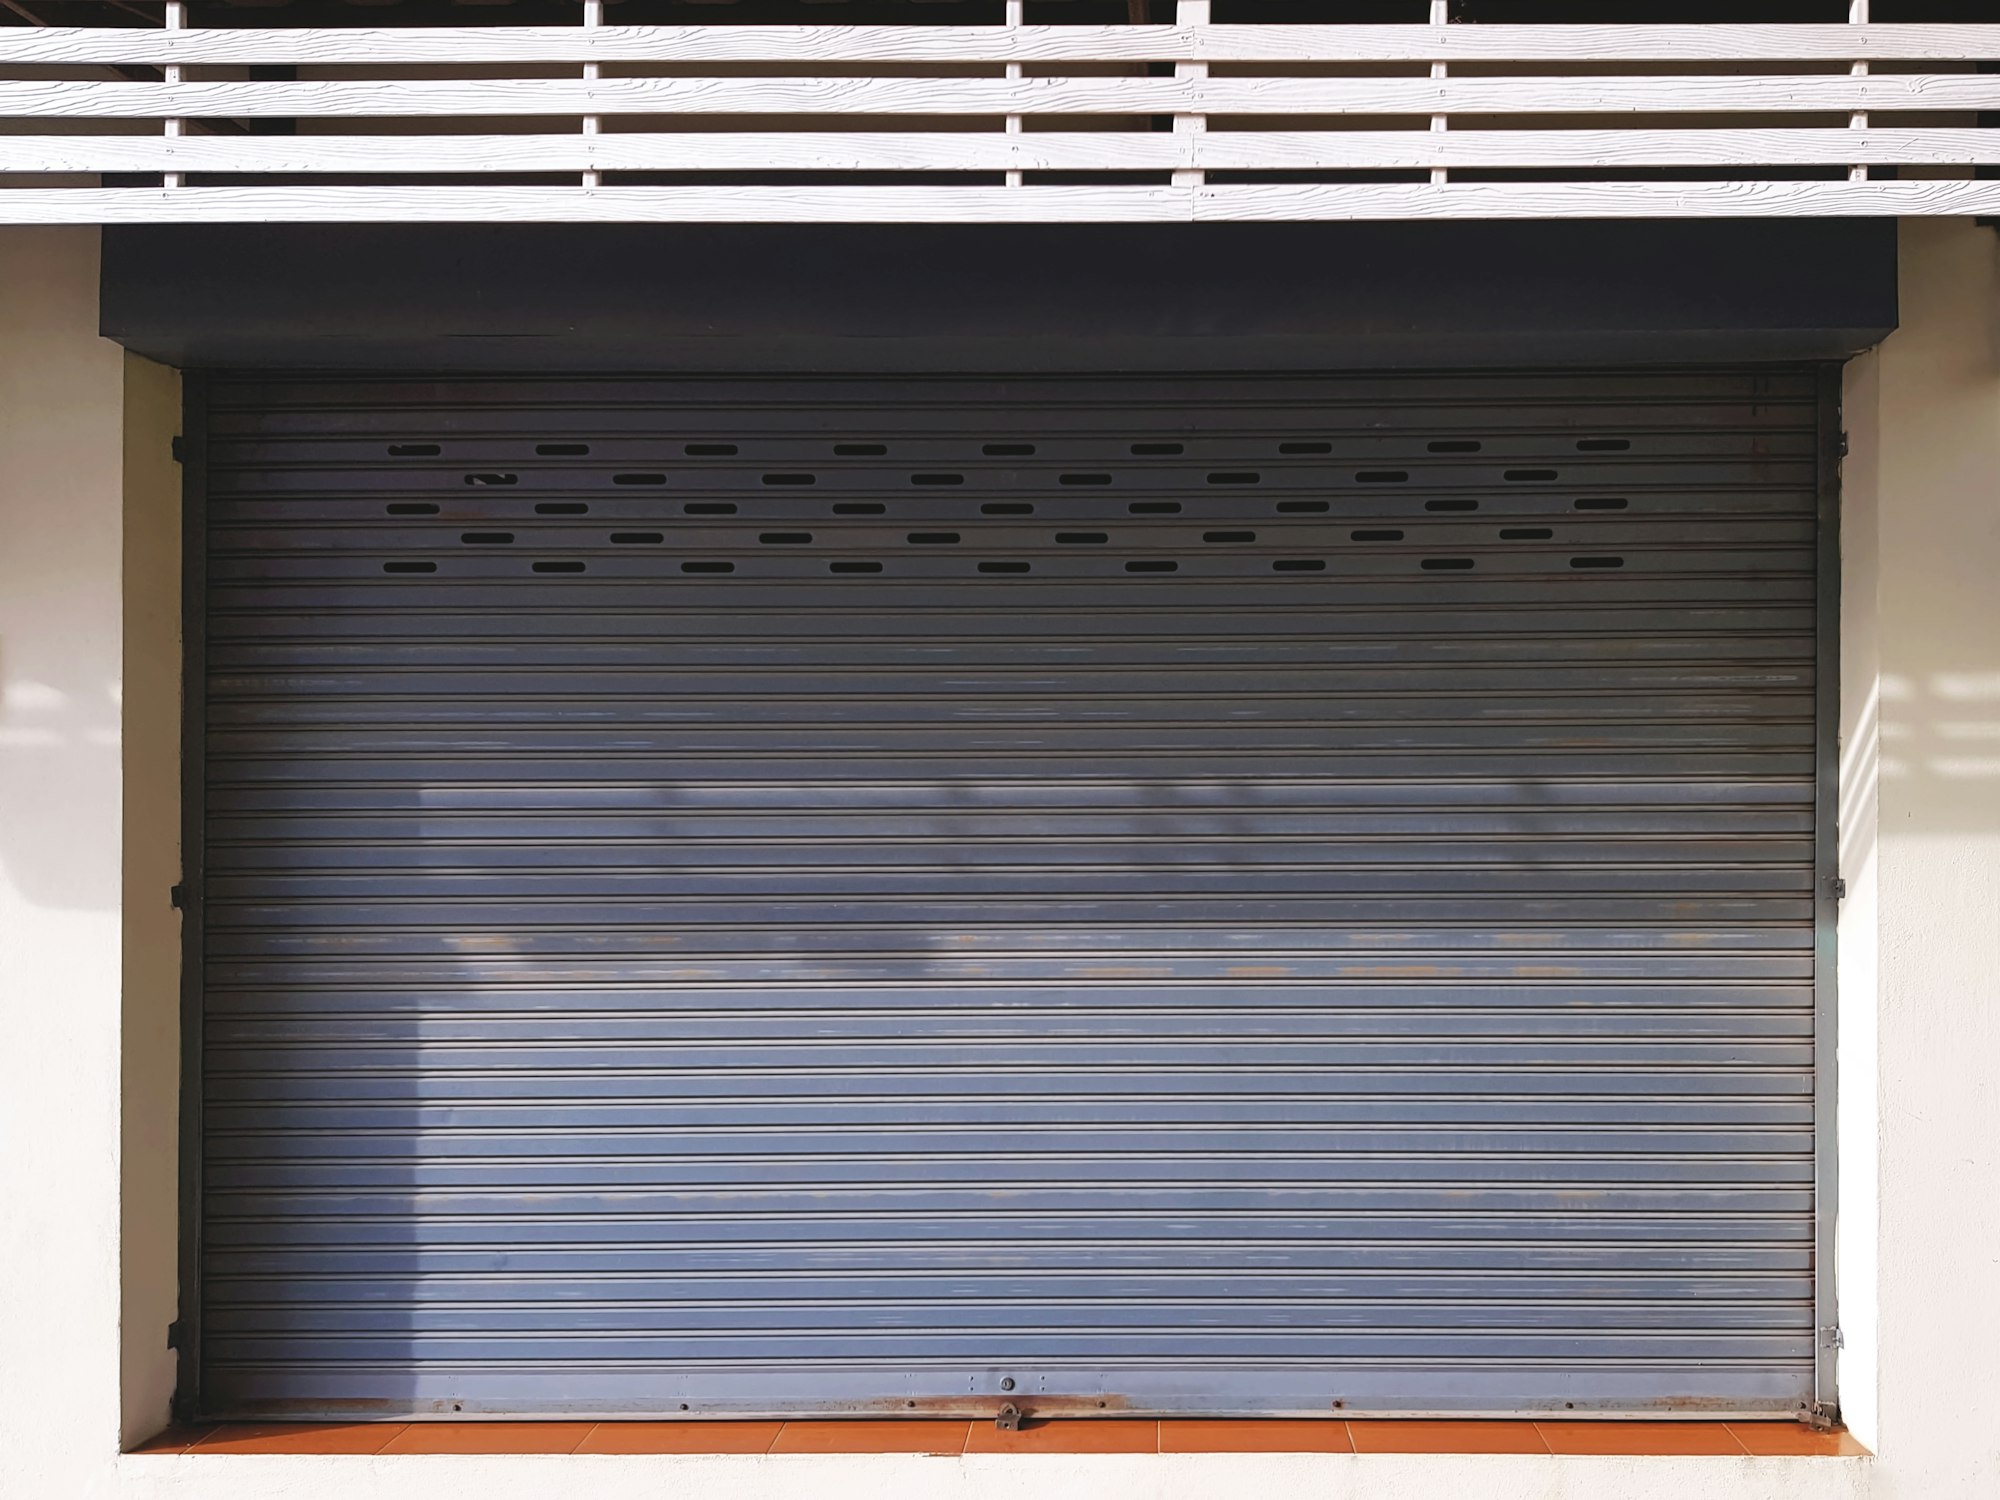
[167,1319,187,1350]
[170,435,186,464]
[170,882,188,909]
[1828,877,1848,902]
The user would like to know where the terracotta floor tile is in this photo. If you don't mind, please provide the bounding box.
[1727,1423,1871,1457]
[1160,1419,1352,1454]
[965,1420,1159,1455]
[1538,1421,1748,1456]
[191,1423,408,1456]
[129,1425,217,1455]
[1348,1420,1550,1455]
[577,1421,785,1455]
[378,1422,596,1455]
[768,1420,971,1456]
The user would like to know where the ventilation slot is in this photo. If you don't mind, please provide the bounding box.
[1277,500,1331,514]
[1357,471,1409,484]
[1352,529,1404,542]
[1279,442,1332,455]
[764,473,816,487]
[982,502,1034,516]
[1577,438,1633,452]
[1421,557,1476,571]
[1125,559,1179,573]
[1428,440,1483,454]
[1506,469,1560,482]
[1129,501,1181,515]
[834,443,887,457]
[1061,473,1112,486]
[980,561,1032,574]
[912,473,964,487]
[460,532,514,545]
[385,502,438,516]
[532,560,586,574]
[685,443,737,457]
[1575,497,1630,511]
[907,532,961,545]
[681,561,734,574]
[536,443,590,457]
[610,532,663,545]
[614,473,667,486]
[1204,531,1256,544]
[832,502,886,516]
[760,532,813,545]
[1208,472,1260,486]
[1273,559,1327,573]
[1501,527,1555,541]
[685,502,737,516]
[1131,442,1184,456]
[831,561,883,574]
[1425,499,1480,513]
[535,502,589,515]
[1570,555,1627,570]
[382,560,436,574]
[1056,532,1109,545]
[387,443,441,458]
[464,473,518,487]
[983,443,1035,458]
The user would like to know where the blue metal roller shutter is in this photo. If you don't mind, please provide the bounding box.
[191,369,1828,1420]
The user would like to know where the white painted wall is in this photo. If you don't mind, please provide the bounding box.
[4,216,2000,1499]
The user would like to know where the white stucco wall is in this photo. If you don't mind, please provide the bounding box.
[3,217,1999,1499]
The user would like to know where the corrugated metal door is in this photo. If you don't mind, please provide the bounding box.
[192,371,1829,1420]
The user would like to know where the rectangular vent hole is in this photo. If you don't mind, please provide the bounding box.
[760,532,813,545]
[1352,529,1404,542]
[1575,497,1629,511]
[532,560,586,573]
[907,532,961,545]
[834,444,887,457]
[1208,472,1260,486]
[764,473,816,486]
[1204,530,1256,544]
[685,444,737,457]
[464,473,518,487]
[382,560,436,574]
[1501,527,1555,541]
[982,502,1034,516]
[1428,440,1483,454]
[387,443,441,457]
[460,532,514,545]
[984,443,1036,457]
[1125,560,1179,573]
[833,502,886,515]
[1425,499,1480,513]
[1506,469,1560,482]
[1131,442,1184,456]
[1056,532,1109,545]
[1273,559,1327,573]
[980,561,1031,574]
[614,473,667,486]
[1571,555,1627,569]
[610,532,663,545]
[536,443,589,457]
[535,502,589,515]
[681,561,734,574]
[1129,501,1181,515]
[831,561,883,574]
[1421,557,1476,571]
[385,502,438,516]
[1061,473,1113,486]
[1279,442,1332,455]
[685,502,737,516]
[1357,471,1409,484]
[1278,500,1331,514]
[1577,438,1632,452]
[912,473,964,487]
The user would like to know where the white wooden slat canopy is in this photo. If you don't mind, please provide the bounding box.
[3,17,1999,223]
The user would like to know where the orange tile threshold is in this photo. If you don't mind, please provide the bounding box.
[133,1418,1869,1459]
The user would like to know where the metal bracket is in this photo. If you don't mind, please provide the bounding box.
[1827,877,1848,902]
[1818,1324,1845,1349]
[994,1404,1024,1432]
[166,1319,187,1350]
[1803,1403,1842,1433]
[171,434,186,465]
[170,882,189,909]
